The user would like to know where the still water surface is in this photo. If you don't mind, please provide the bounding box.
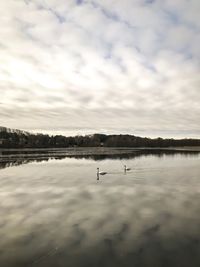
[0,149,200,267]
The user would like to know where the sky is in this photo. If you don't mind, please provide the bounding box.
[0,0,200,138]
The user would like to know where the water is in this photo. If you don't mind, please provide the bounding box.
[0,148,200,267]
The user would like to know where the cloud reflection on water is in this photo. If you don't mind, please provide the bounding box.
[0,150,200,267]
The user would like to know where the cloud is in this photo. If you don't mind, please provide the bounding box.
[0,0,200,137]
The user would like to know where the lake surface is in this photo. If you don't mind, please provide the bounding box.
[0,148,200,267]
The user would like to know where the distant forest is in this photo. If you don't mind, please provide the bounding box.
[0,127,200,148]
[0,126,200,148]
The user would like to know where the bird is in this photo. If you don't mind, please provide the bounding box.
[124,165,131,171]
[97,168,107,175]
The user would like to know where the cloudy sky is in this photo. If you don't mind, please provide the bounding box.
[0,0,200,138]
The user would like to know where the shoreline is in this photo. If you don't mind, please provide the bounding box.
[1,146,200,152]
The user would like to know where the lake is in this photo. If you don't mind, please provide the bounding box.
[0,148,200,267]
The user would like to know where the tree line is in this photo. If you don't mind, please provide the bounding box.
[0,127,200,148]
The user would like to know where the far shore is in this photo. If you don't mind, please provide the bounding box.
[1,146,200,153]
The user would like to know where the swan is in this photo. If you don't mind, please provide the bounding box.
[97,168,107,175]
[124,165,131,171]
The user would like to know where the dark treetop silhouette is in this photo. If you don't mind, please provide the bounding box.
[1,126,200,149]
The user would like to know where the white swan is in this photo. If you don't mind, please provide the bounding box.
[124,165,131,171]
[97,168,107,175]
